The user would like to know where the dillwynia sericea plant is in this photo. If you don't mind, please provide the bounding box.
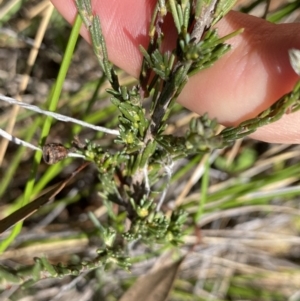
[1,0,300,287]
[72,0,300,246]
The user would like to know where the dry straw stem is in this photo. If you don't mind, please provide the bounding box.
[0,237,89,261]
[224,138,243,166]
[23,0,50,20]
[183,149,300,210]
[189,249,300,285]
[174,149,222,207]
[197,204,300,227]
[0,2,54,166]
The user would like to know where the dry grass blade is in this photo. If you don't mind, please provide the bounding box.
[0,162,90,234]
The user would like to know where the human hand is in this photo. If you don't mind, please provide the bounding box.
[51,0,300,143]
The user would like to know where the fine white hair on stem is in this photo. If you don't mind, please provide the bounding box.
[67,152,86,159]
[0,128,85,160]
[156,159,174,211]
[0,94,119,135]
[143,165,150,196]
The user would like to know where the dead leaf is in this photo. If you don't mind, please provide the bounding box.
[0,162,89,234]
[120,256,185,301]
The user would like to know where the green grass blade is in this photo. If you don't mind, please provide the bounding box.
[0,14,82,253]
[195,154,210,222]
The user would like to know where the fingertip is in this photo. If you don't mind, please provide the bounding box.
[179,12,300,126]
[249,111,300,143]
[51,0,155,76]
[51,0,78,24]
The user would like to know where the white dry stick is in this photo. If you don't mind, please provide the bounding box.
[0,94,119,135]
[0,128,85,160]
[0,93,120,162]
[0,128,40,151]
